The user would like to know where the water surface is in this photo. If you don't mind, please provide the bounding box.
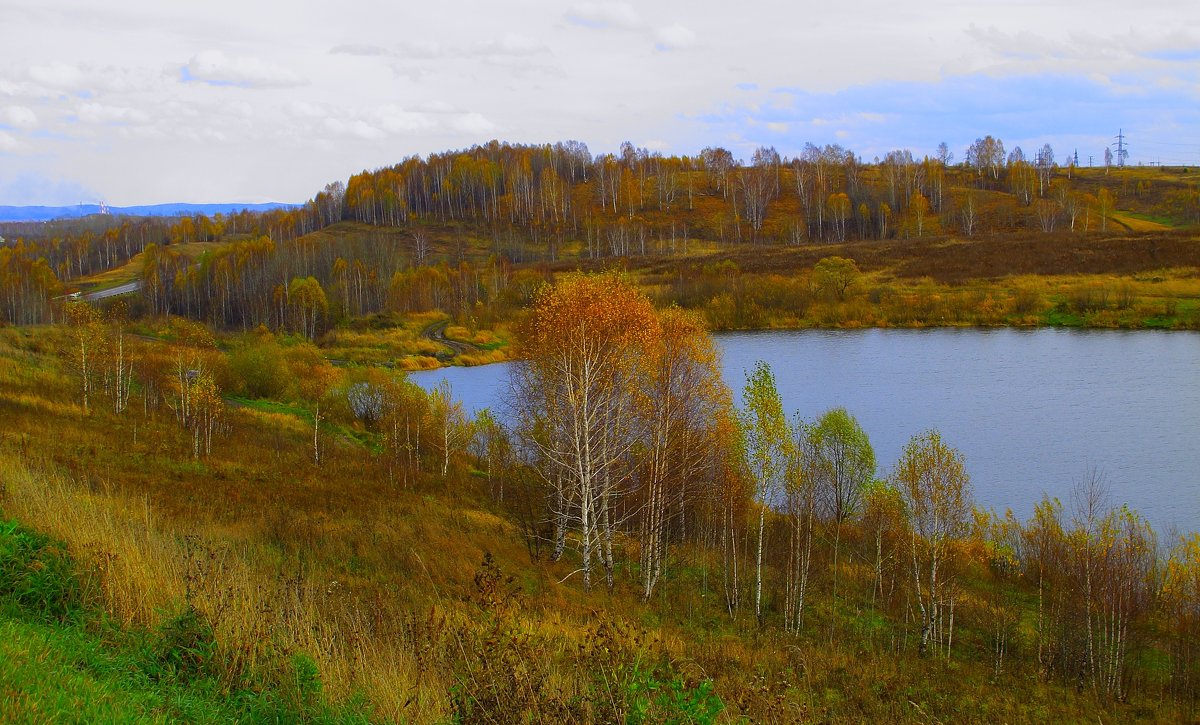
[411,328,1200,533]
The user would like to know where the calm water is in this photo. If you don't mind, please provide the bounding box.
[411,329,1200,533]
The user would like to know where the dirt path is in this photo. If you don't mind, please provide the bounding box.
[1109,211,1172,233]
[421,319,479,361]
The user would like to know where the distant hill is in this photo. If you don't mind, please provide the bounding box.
[0,202,298,223]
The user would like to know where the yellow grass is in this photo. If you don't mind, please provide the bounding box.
[1110,211,1171,232]
[0,453,446,721]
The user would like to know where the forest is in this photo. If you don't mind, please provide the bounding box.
[0,138,1198,722]
[2,138,1199,338]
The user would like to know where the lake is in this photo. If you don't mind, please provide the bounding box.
[410,328,1200,533]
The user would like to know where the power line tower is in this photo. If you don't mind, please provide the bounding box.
[1113,129,1128,167]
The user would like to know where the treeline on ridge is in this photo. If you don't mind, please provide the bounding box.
[3,137,1198,329]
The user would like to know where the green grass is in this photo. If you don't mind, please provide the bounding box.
[226,396,308,419]
[0,519,370,724]
[227,396,382,453]
[1119,210,1181,227]
[1,613,216,723]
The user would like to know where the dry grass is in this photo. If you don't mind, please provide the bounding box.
[0,324,1192,723]
[0,453,450,721]
[1110,211,1172,232]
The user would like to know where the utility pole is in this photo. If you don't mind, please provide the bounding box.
[1089,155,1094,167]
[1113,129,1128,167]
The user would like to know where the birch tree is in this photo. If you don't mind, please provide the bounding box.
[893,429,972,657]
[429,379,469,478]
[65,301,102,415]
[511,273,657,592]
[638,307,729,600]
[785,418,819,632]
[298,356,340,465]
[810,407,875,643]
[741,361,789,624]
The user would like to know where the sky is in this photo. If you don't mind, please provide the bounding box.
[1,0,1198,206]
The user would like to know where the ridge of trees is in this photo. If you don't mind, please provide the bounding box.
[4,137,1197,331]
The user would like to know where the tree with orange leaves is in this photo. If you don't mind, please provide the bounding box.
[637,306,731,600]
[512,272,659,591]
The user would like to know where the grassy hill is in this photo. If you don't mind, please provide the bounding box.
[0,319,1195,723]
[1,143,1198,720]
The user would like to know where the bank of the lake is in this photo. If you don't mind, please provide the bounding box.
[411,327,1200,534]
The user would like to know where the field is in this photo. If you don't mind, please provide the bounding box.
[0,315,1196,722]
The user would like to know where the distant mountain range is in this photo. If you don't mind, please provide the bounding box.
[0,202,298,223]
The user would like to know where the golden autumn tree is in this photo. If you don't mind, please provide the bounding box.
[189,372,224,459]
[296,352,340,465]
[637,306,731,600]
[512,272,658,592]
[288,276,328,340]
[65,300,103,414]
[1164,534,1200,709]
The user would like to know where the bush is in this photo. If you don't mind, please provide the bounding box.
[229,336,288,399]
[1011,287,1042,315]
[0,519,82,622]
[1067,284,1110,314]
[147,605,218,683]
[625,665,725,725]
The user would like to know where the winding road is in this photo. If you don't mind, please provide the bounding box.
[421,319,478,360]
[83,280,142,302]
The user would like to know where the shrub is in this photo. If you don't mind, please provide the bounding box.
[1011,287,1042,315]
[147,605,218,683]
[229,336,288,399]
[0,519,82,622]
[625,665,725,725]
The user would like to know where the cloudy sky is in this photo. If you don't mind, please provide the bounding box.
[1,0,1198,205]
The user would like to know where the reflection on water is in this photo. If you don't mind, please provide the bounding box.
[410,328,1200,533]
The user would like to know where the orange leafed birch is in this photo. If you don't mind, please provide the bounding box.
[513,273,657,592]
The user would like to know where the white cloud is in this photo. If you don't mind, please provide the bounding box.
[565,2,643,30]
[323,117,386,140]
[78,102,148,124]
[184,50,305,89]
[338,35,547,63]
[0,130,20,152]
[477,34,546,57]
[178,126,227,143]
[288,101,328,118]
[393,39,445,60]
[122,124,168,140]
[373,106,436,133]
[451,112,497,135]
[330,43,389,57]
[28,62,85,90]
[3,106,37,129]
[655,24,697,50]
